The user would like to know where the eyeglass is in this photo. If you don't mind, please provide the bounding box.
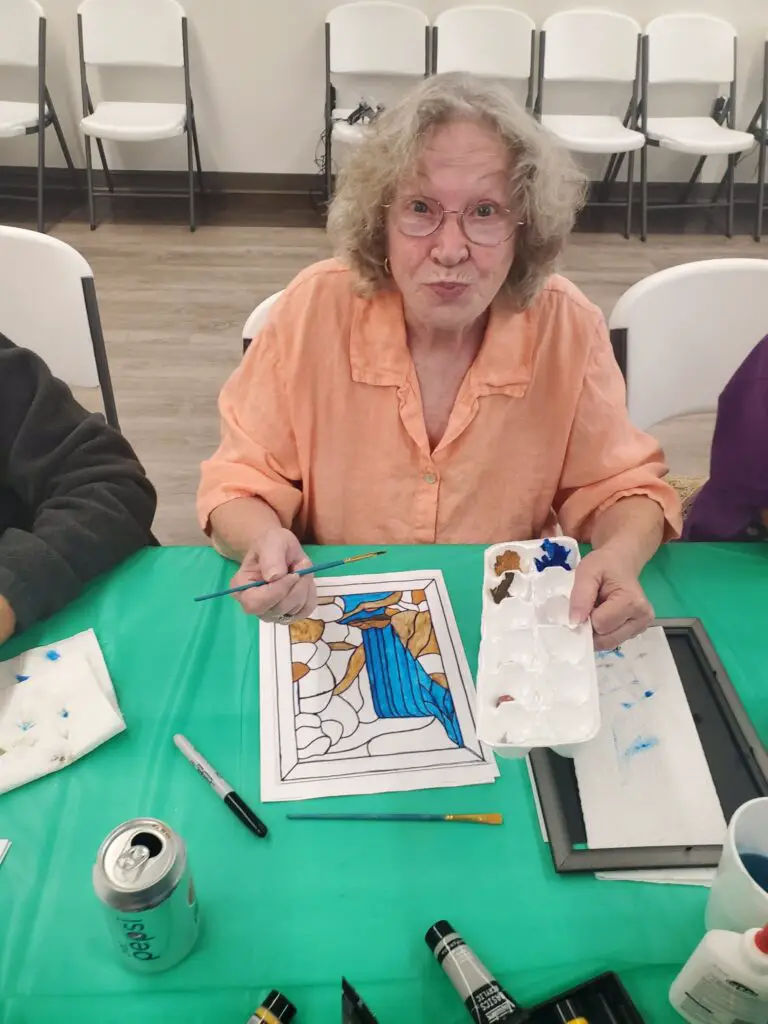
[388,195,523,247]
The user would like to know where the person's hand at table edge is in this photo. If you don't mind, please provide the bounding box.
[230,527,318,624]
[0,594,17,647]
[569,496,665,651]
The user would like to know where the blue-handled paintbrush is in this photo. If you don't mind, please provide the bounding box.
[194,550,386,602]
[286,813,503,825]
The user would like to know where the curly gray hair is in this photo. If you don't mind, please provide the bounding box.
[327,72,587,309]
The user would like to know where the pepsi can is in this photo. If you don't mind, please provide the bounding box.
[93,817,199,972]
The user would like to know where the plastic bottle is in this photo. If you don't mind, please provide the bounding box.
[670,924,768,1023]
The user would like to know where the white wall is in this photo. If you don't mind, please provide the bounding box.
[1,0,767,183]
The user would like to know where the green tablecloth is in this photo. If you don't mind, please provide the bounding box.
[1,543,767,1023]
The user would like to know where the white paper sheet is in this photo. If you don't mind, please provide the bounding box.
[573,627,726,881]
[595,867,715,886]
[0,635,125,795]
[526,755,714,884]
[0,840,9,867]
[259,570,499,802]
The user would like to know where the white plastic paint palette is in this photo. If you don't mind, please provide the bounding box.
[476,537,600,759]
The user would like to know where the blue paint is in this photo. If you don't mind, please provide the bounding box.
[46,650,61,661]
[741,853,768,892]
[644,690,655,699]
[334,591,464,747]
[59,708,70,718]
[623,735,659,759]
[17,720,34,732]
[338,592,396,624]
[15,674,29,683]
[595,647,624,660]
[534,539,573,573]
[621,701,634,710]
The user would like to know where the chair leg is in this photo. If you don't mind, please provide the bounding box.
[757,140,767,242]
[640,143,648,242]
[84,134,96,230]
[36,123,45,234]
[191,115,204,193]
[83,276,120,431]
[624,150,636,240]
[187,125,196,232]
[47,92,76,173]
[95,138,114,192]
[726,153,735,238]
[324,123,333,204]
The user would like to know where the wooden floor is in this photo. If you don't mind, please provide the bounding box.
[9,195,762,545]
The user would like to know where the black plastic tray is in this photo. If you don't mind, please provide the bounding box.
[529,618,768,873]
[529,971,645,1023]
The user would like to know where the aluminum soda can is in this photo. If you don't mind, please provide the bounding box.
[93,817,199,972]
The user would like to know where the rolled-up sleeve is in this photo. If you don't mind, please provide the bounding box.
[197,322,303,533]
[554,319,682,541]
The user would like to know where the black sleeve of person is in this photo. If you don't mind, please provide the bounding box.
[0,333,158,632]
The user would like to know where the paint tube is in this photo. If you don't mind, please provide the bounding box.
[426,920,529,1023]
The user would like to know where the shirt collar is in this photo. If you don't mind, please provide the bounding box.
[349,288,535,395]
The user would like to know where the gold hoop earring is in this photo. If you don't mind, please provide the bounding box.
[384,257,391,275]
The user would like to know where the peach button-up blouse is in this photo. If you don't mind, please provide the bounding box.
[198,259,681,545]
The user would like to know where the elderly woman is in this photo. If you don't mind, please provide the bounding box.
[198,73,681,650]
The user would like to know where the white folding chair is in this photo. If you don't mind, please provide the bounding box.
[77,0,203,232]
[433,6,535,109]
[324,2,430,201]
[0,226,118,427]
[640,14,755,241]
[534,10,643,239]
[608,259,768,431]
[751,36,768,241]
[243,290,284,354]
[0,0,75,232]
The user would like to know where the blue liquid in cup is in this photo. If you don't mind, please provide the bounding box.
[740,852,768,892]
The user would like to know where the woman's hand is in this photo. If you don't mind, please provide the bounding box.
[230,527,317,624]
[569,545,654,651]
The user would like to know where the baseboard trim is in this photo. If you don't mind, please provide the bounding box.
[0,167,322,195]
[0,166,763,202]
[587,180,761,205]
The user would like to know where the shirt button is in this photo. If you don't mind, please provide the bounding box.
[423,472,437,484]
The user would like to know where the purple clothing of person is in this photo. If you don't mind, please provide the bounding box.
[683,334,768,542]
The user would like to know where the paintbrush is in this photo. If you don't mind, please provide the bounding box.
[194,550,386,602]
[286,813,503,825]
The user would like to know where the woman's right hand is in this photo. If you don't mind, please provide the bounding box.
[230,527,317,624]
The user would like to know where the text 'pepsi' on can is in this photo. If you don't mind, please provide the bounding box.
[93,817,199,972]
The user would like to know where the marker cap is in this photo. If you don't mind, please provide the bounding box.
[425,919,456,953]
[258,990,297,1022]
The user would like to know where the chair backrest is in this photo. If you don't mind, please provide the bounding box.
[434,6,535,80]
[0,0,43,67]
[0,226,104,388]
[542,9,640,82]
[327,1,429,75]
[609,259,768,430]
[78,0,185,67]
[243,291,284,350]
[645,14,736,85]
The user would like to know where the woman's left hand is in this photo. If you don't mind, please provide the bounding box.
[569,546,654,651]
